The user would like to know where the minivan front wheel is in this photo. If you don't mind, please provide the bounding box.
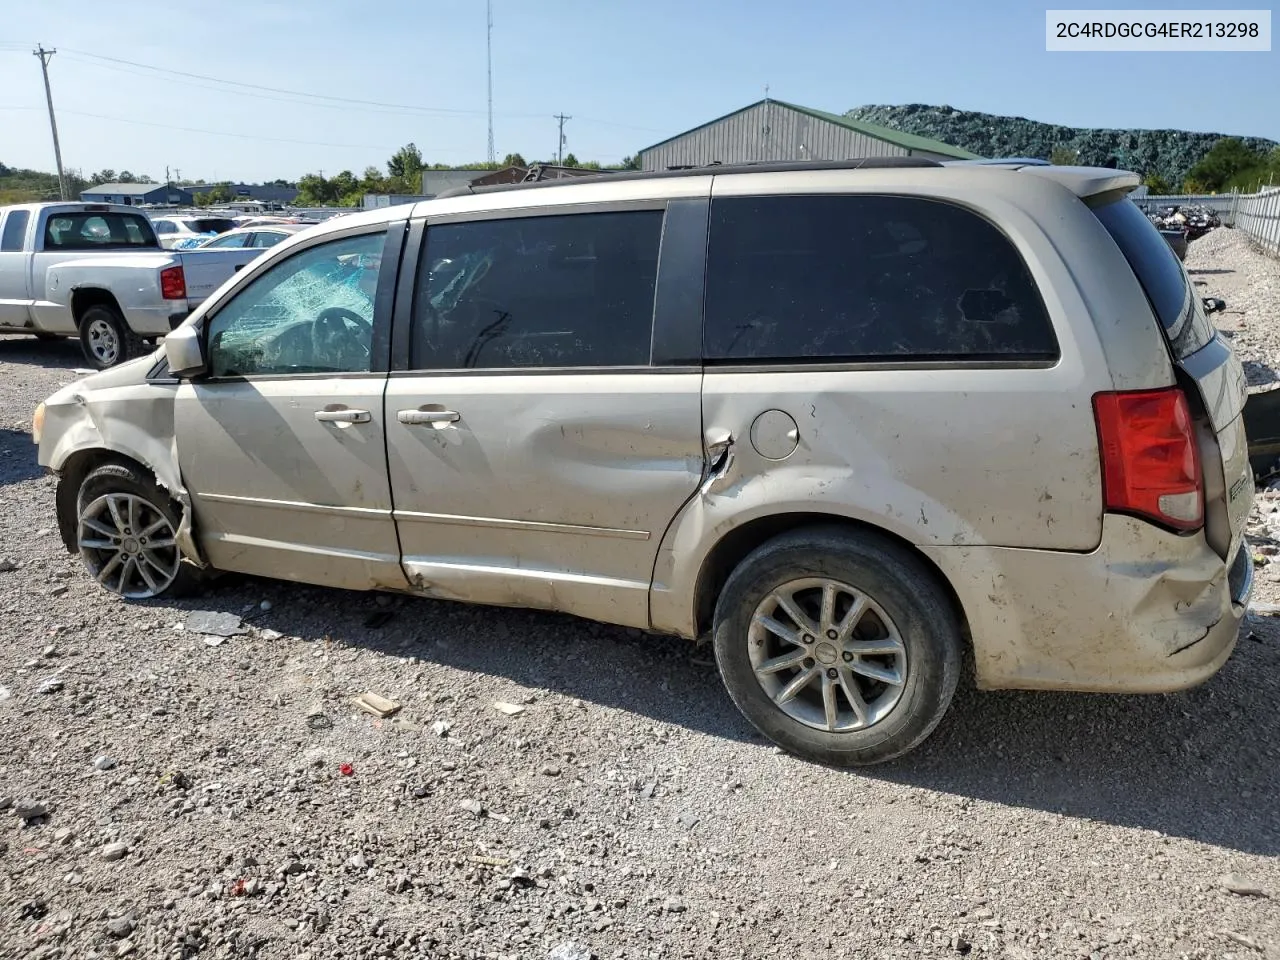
[713,528,961,766]
[76,463,199,599]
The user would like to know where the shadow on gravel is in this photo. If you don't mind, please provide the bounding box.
[0,426,42,486]
[878,631,1280,857]
[159,574,1280,857]
[0,334,84,369]
[1187,268,1237,275]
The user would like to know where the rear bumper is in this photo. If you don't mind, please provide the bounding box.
[923,514,1250,693]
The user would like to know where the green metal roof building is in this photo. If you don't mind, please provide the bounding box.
[638,99,980,171]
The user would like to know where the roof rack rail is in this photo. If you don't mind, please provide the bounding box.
[433,155,943,200]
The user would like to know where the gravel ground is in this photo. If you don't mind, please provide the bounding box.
[3,232,1280,960]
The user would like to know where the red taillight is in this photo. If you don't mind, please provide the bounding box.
[160,265,186,300]
[1093,388,1203,531]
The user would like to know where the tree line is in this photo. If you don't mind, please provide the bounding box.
[1047,139,1280,195]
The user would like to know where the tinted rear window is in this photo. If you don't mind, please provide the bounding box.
[1,210,29,251]
[185,218,236,234]
[44,212,158,250]
[704,195,1058,363]
[1092,198,1212,359]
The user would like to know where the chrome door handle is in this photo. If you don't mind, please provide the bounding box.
[398,409,460,425]
[314,408,371,423]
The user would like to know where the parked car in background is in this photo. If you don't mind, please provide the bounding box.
[31,159,1253,765]
[197,223,311,250]
[151,216,237,250]
[0,202,262,368]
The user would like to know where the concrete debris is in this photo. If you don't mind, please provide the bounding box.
[459,799,486,818]
[37,678,64,695]
[1220,873,1268,897]
[184,610,247,637]
[431,720,452,737]
[493,701,526,716]
[92,755,117,771]
[14,799,48,821]
[548,943,593,960]
[353,691,402,719]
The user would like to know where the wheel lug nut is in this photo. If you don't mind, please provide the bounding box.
[802,634,814,644]
[842,651,854,662]
[826,629,838,640]
[802,658,815,669]
[826,668,838,679]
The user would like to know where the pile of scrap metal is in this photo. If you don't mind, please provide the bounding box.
[1147,204,1222,261]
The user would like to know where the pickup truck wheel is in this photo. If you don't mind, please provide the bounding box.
[79,305,145,369]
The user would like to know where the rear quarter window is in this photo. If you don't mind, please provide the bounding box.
[1092,198,1214,360]
[44,212,158,250]
[704,195,1058,363]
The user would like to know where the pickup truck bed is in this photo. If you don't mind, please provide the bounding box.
[0,202,261,367]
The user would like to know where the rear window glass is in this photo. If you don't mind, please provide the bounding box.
[1093,198,1213,359]
[704,195,1058,363]
[44,213,158,250]
[185,218,236,234]
[1,210,29,251]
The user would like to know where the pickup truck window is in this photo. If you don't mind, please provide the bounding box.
[44,212,158,250]
[1,210,29,251]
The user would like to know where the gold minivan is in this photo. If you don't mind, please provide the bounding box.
[33,159,1254,764]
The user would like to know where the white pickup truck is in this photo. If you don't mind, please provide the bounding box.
[0,202,263,368]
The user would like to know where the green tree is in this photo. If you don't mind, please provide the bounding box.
[1186,137,1269,192]
[386,142,426,193]
[502,152,527,167]
[295,173,338,206]
[1142,173,1172,194]
[90,169,117,185]
[1049,145,1079,165]
[562,153,579,168]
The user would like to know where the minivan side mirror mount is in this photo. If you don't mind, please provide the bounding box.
[164,324,207,377]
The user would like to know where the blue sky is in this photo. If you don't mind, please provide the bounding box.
[1,0,1275,183]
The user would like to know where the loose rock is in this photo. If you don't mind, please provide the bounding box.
[101,842,129,862]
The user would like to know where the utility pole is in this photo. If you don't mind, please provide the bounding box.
[554,113,571,165]
[486,0,495,165]
[33,44,68,201]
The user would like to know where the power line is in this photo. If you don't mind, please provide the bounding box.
[60,47,519,119]
[54,47,664,134]
[0,105,393,150]
[32,44,68,200]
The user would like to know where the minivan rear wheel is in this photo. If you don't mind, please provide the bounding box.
[712,527,961,766]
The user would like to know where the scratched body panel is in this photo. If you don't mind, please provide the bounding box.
[921,514,1244,692]
[384,371,703,627]
[173,376,407,590]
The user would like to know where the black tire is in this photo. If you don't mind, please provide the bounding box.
[712,526,962,766]
[76,462,201,599]
[78,304,148,370]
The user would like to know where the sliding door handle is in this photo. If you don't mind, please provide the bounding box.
[398,409,461,425]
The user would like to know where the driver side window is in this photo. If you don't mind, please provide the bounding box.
[207,231,384,377]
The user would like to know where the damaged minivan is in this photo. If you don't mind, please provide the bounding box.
[32,159,1254,765]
